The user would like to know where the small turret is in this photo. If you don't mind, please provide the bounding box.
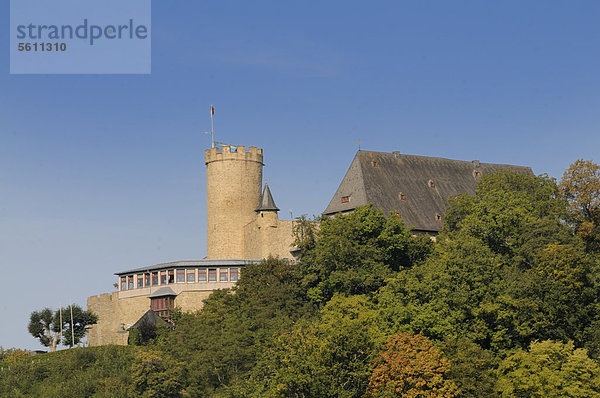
[256,183,279,212]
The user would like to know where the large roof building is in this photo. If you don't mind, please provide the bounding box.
[324,150,533,233]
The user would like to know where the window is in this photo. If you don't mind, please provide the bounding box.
[372,161,379,167]
[151,297,173,313]
[128,276,134,290]
[176,269,185,283]
[220,269,228,282]
[152,272,159,286]
[198,268,207,282]
[145,273,150,287]
[121,276,127,291]
[168,270,175,284]
[160,271,167,285]
[230,268,239,282]
[341,196,350,204]
[399,193,406,200]
[429,180,436,188]
[137,274,144,288]
[473,170,482,178]
[208,268,217,282]
[436,214,443,221]
[187,269,195,283]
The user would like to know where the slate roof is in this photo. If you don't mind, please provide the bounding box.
[115,259,259,276]
[324,150,534,233]
[256,183,280,212]
[130,310,171,330]
[147,287,177,298]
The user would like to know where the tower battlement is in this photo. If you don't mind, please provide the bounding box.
[205,145,263,165]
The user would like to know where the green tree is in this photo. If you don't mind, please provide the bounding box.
[439,338,499,398]
[131,349,185,398]
[365,332,458,398]
[60,304,98,348]
[28,308,61,352]
[244,294,384,398]
[298,205,432,304]
[497,340,600,398]
[28,305,97,351]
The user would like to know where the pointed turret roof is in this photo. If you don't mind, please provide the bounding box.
[256,183,279,212]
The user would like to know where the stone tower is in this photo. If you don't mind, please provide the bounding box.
[205,145,263,259]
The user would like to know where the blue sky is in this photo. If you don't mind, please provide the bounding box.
[1,1,599,350]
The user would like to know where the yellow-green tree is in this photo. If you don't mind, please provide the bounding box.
[131,349,185,398]
[497,340,600,397]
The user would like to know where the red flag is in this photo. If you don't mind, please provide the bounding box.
[211,105,214,117]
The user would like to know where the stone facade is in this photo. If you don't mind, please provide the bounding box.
[86,145,295,346]
[244,214,295,260]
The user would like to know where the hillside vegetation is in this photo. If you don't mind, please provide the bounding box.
[2,161,600,397]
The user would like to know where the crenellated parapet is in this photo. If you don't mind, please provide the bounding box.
[205,145,263,165]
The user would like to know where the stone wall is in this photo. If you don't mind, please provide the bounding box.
[244,213,295,259]
[87,292,148,346]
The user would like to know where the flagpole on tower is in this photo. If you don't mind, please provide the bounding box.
[210,104,215,148]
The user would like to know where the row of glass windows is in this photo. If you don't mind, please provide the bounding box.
[120,267,240,291]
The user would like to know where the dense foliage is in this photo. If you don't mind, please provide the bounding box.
[3,160,600,397]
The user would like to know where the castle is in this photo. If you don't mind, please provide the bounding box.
[87,145,296,346]
[87,145,532,346]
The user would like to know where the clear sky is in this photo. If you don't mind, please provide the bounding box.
[1,1,599,350]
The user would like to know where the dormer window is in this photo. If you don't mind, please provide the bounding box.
[372,161,379,167]
[429,180,436,188]
[436,214,442,221]
[399,192,406,200]
[341,196,350,204]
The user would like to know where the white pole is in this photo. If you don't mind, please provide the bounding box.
[210,104,214,148]
[59,304,63,349]
[70,302,75,348]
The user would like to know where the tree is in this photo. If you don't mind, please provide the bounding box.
[497,340,600,397]
[131,349,186,398]
[440,338,499,398]
[60,305,98,348]
[297,205,432,304]
[28,308,61,352]
[559,159,600,251]
[243,294,384,398]
[28,305,97,351]
[365,332,458,398]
